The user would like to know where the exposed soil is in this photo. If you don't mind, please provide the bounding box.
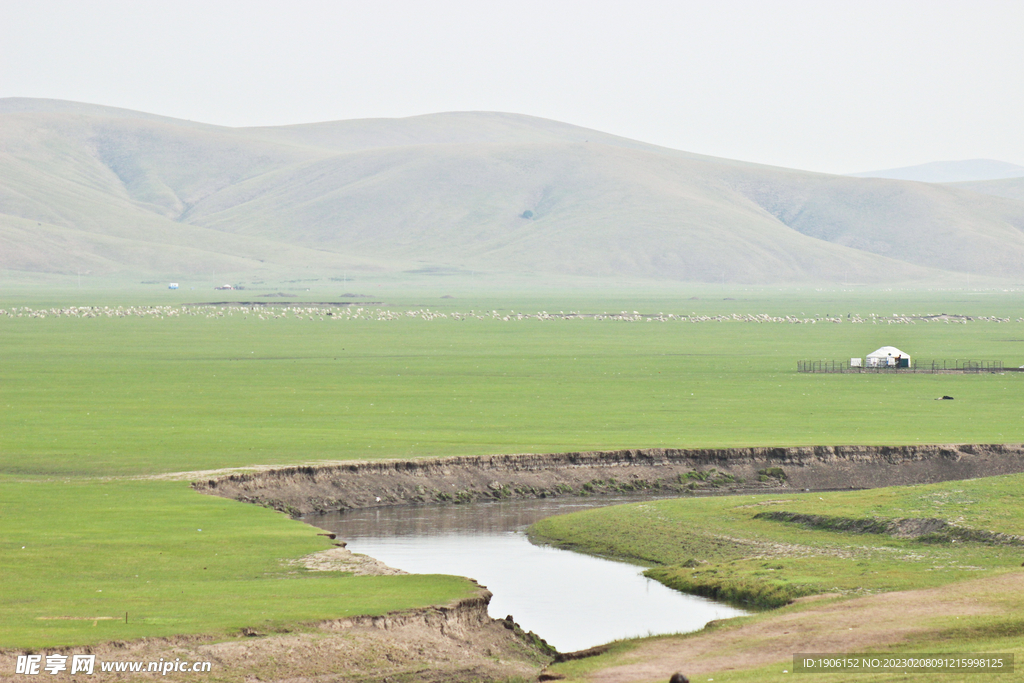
[192,444,1024,516]
[287,546,409,575]
[584,571,1024,683]
[0,590,552,683]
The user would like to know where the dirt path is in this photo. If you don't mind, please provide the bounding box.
[587,571,1023,683]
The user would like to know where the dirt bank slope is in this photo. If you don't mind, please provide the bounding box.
[0,590,552,683]
[193,444,1024,515]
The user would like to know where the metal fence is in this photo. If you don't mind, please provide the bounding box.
[920,360,1004,372]
[797,359,1004,374]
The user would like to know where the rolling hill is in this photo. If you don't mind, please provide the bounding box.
[3,98,1024,285]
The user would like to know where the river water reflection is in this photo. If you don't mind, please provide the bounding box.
[310,496,747,653]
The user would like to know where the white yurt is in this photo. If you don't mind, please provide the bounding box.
[866,346,910,368]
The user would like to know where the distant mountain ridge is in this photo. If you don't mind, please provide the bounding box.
[848,159,1024,183]
[2,98,1024,284]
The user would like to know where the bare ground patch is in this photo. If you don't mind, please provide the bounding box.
[583,571,1024,683]
[287,546,408,576]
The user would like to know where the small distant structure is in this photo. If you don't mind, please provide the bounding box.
[215,284,234,290]
[866,346,910,368]
[168,283,179,290]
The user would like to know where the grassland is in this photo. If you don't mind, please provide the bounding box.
[0,477,472,648]
[533,476,1024,682]
[3,287,1024,653]
[4,290,1024,477]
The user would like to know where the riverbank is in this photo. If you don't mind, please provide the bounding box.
[193,443,1024,516]
[0,588,554,683]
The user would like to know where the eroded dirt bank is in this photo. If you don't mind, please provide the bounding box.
[0,589,553,682]
[193,444,1024,516]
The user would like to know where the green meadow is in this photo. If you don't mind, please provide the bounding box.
[3,286,1024,650]
[0,477,471,648]
[4,290,1024,477]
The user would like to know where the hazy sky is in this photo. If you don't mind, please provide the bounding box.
[3,0,1022,174]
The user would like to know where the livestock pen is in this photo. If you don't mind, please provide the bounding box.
[797,359,1008,373]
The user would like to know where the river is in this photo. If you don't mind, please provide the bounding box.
[309,495,747,653]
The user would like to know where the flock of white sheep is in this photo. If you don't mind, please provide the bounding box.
[0,305,1018,324]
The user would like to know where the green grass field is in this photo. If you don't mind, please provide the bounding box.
[4,290,1024,476]
[0,477,472,648]
[3,287,1024,652]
